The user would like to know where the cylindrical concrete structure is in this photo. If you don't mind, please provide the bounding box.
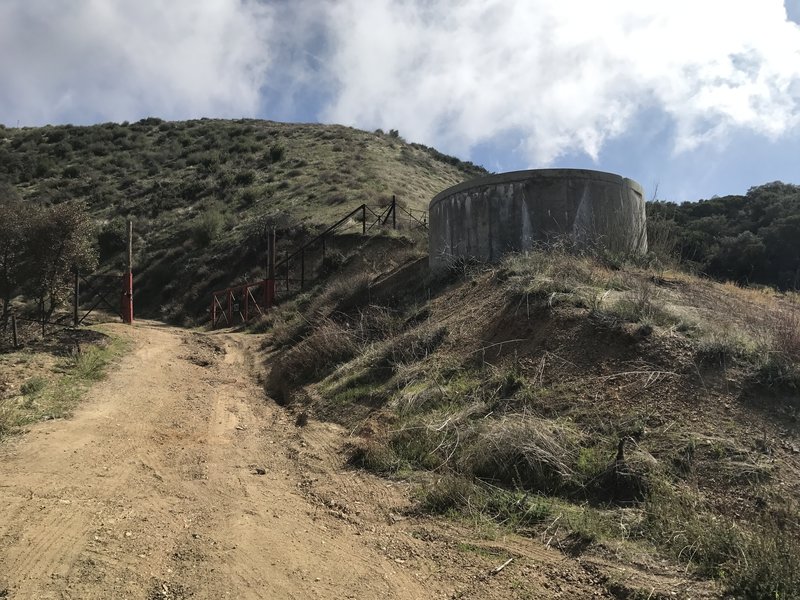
[429,169,647,269]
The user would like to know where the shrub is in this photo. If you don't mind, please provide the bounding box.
[499,249,613,310]
[234,170,256,186]
[608,277,680,327]
[639,483,743,576]
[320,250,347,275]
[373,325,447,374]
[268,144,285,163]
[462,417,582,495]
[62,165,80,179]
[191,208,225,245]
[21,376,46,396]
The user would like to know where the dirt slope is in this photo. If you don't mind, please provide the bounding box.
[0,322,710,599]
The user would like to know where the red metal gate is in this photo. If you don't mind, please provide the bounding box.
[210,279,274,328]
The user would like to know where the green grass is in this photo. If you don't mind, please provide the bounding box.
[0,333,129,435]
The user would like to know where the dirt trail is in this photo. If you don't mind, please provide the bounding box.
[0,322,713,600]
[0,322,447,599]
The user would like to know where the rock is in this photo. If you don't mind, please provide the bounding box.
[254,467,266,475]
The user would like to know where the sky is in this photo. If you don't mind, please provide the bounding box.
[1,0,799,203]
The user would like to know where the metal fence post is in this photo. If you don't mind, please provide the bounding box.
[362,204,366,234]
[122,220,134,324]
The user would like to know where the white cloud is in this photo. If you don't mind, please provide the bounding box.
[3,0,799,169]
[319,0,800,164]
[0,0,273,125]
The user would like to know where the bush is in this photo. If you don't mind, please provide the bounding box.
[97,218,128,260]
[191,208,225,245]
[268,144,285,163]
[499,249,614,310]
[21,376,46,396]
[639,483,743,576]
[348,440,399,474]
[372,325,447,375]
[234,170,256,186]
[62,165,80,179]
[320,250,347,276]
[462,417,582,495]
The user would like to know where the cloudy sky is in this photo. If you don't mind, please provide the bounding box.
[2,0,799,202]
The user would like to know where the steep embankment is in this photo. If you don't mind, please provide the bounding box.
[0,119,485,319]
[264,249,800,598]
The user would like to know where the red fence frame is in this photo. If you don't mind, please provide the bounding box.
[211,279,274,329]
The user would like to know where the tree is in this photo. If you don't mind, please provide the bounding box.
[0,183,28,329]
[26,201,98,331]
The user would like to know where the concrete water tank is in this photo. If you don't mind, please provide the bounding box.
[429,169,647,270]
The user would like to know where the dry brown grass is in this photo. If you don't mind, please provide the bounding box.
[267,318,362,402]
[460,416,583,493]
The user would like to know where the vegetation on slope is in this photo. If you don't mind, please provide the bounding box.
[262,247,800,599]
[0,118,485,321]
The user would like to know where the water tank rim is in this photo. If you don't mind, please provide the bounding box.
[430,168,643,210]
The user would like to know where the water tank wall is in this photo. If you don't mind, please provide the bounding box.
[429,169,647,270]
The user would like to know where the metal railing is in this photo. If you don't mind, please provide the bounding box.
[210,196,426,327]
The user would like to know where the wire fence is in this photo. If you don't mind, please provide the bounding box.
[1,272,124,351]
[211,196,426,327]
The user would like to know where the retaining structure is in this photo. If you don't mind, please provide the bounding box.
[429,169,647,270]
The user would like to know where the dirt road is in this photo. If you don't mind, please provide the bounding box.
[0,322,456,599]
[0,322,709,600]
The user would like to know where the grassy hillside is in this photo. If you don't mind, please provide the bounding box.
[262,249,800,599]
[0,118,485,321]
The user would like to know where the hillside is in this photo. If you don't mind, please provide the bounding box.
[0,118,485,320]
[261,248,800,599]
[2,116,800,597]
